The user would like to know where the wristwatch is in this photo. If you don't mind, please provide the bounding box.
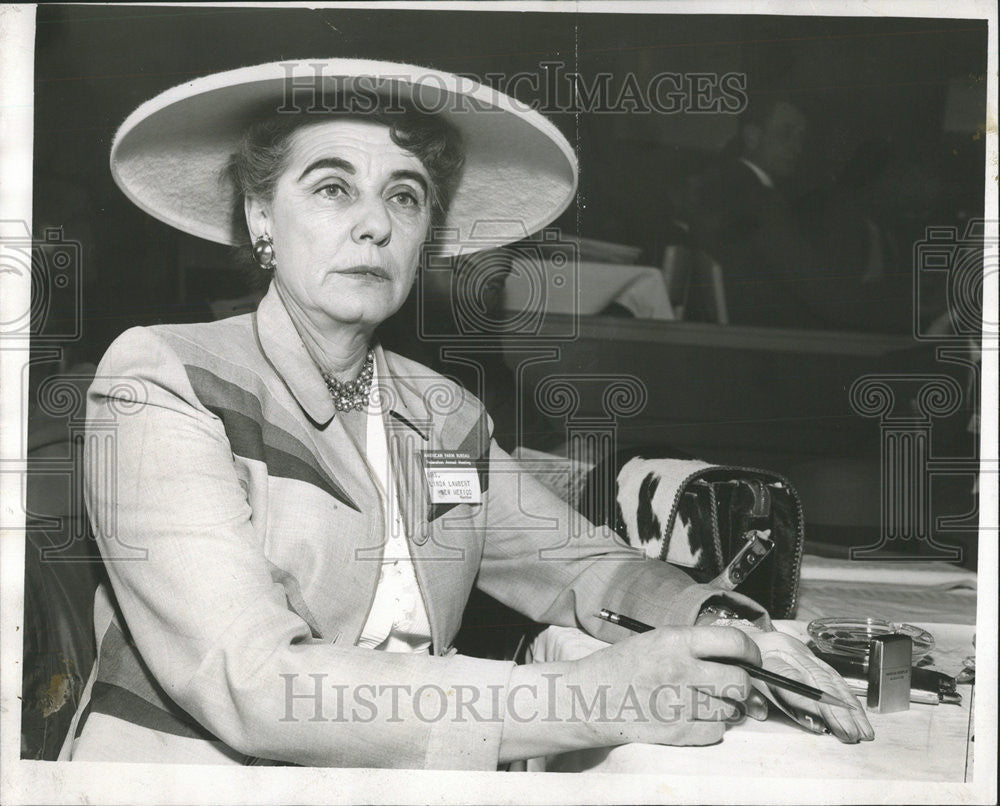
[697,603,763,632]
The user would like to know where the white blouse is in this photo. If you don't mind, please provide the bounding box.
[355,357,433,654]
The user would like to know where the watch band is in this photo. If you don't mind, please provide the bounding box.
[709,616,763,633]
[697,603,763,632]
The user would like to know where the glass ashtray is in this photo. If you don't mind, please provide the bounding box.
[807,617,935,661]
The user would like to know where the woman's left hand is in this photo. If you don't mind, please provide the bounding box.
[747,630,875,744]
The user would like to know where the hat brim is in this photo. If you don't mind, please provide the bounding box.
[110,59,578,256]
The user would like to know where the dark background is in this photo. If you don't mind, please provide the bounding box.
[32,6,987,353]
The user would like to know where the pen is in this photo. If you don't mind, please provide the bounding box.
[597,608,858,710]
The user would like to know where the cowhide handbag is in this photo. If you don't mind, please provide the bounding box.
[578,450,805,619]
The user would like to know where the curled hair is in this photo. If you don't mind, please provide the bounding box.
[226,102,465,287]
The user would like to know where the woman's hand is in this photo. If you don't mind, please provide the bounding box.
[567,627,764,747]
[747,630,875,744]
[500,626,766,762]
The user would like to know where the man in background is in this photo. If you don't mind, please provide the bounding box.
[687,93,824,328]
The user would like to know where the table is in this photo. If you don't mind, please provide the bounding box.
[794,556,979,627]
[525,621,975,782]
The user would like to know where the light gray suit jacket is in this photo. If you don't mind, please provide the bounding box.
[61,284,768,769]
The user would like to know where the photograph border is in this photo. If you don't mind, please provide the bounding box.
[1,2,996,803]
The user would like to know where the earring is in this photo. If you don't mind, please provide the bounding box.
[252,233,276,271]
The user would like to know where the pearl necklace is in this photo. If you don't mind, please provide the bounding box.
[320,349,375,412]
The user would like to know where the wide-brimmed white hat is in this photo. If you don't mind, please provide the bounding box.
[110,58,578,255]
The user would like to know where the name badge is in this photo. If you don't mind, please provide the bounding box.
[422,450,482,505]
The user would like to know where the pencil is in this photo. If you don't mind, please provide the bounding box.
[597,608,857,710]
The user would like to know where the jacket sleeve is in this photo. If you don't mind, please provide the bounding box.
[84,327,513,770]
[475,438,772,642]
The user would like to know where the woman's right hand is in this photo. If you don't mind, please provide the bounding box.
[499,626,764,762]
[565,626,764,747]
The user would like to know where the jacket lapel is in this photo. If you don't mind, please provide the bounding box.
[378,346,490,651]
[255,286,388,642]
[254,285,383,514]
[254,284,338,426]
[252,294,486,654]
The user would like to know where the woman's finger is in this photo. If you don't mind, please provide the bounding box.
[780,653,873,741]
[688,626,763,666]
[788,707,829,734]
[752,632,874,741]
[745,689,769,721]
[762,654,867,743]
[724,689,768,724]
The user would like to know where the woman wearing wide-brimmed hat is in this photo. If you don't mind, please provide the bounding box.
[60,59,871,768]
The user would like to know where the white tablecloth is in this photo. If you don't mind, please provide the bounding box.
[526,621,975,782]
[794,556,978,626]
[504,259,674,318]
